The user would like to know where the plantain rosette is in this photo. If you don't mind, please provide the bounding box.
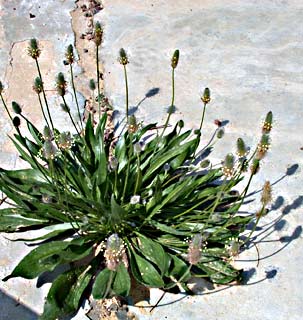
[0,113,252,320]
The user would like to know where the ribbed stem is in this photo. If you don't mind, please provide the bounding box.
[243,204,266,246]
[15,126,51,183]
[134,154,141,194]
[160,68,175,138]
[35,59,55,131]
[62,96,80,136]
[0,93,13,122]
[70,64,83,130]
[123,65,129,120]
[96,46,101,121]
[199,102,207,131]
[37,93,50,127]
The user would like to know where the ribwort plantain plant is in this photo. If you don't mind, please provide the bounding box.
[0,28,274,320]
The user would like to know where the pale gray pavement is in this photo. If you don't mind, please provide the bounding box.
[0,1,303,319]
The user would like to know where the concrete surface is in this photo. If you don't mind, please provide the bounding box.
[0,0,302,319]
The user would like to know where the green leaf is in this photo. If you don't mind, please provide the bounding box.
[143,140,195,182]
[3,240,92,280]
[3,241,70,280]
[27,121,43,146]
[135,234,170,275]
[92,268,114,299]
[151,221,189,236]
[93,113,107,184]
[112,264,131,296]
[10,136,37,168]
[197,259,240,284]
[11,223,75,242]
[167,254,191,282]
[40,268,78,320]
[128,245,164,287]
[65,267,93,309]
[0,212,47,232]
[110,195,126,225]
[146,175,195,219]
[168,130,191,148]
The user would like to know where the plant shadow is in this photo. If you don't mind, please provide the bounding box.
[0,289,38,320]
[129,87,160,116]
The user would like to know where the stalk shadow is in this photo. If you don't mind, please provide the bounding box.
[129,87,160,116]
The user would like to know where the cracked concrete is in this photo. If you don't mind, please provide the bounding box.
[0,0,92,318]
[0,0,303,319]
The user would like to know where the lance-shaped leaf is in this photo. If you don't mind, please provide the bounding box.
[92,268,114,299]
[40,267,92,320]
[3,240,92,280]
[112,263,131,296]
[128,244,164,287]
[135,233,170,275]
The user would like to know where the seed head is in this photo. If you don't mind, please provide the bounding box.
[262,111,273,134]
[216,127,225,139]
[134,142,143,154]
[12,101,22,114]
[261,181,272,206]
[33,77,43,94]
[163,163,171,171]
[56,72,67,96]
[256,134,270,160]
[89,79,96,91]
[222,153,235,177]
[236,138,249,157]
[65,44,74,64]
[28,38,41,59]
[0,81,4,94]
[250,158,260,175]
[104,234,127,271]
[13,116,21,128]
[187,234,202,265]
[200,159,211,168]
[228,240,241,257]
[119,48,129,65]
[58,132,72,150]
[109,156,118,171]
[178,119,184,128]
[256,207,268,218]
[201,87,211,104]
[94,21,103,46]
[43,126,53,141]
[42,194,53,204]
[130,195,140,205]
[214,119,222,127]
[239,158,249,172]
[171,50,180,69]
[42,140,58,160]
[128,115,138,133]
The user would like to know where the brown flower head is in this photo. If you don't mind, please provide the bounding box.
[201,87,211,104]
[171,49,180,69]
[33,77,43,94]
[65,44,74,64]
[119,48,129,65]
[187,234,203,265]
[28,38,41,59]
[262,111,273,134]
[104,234,128,271]
[56,72,67,96]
